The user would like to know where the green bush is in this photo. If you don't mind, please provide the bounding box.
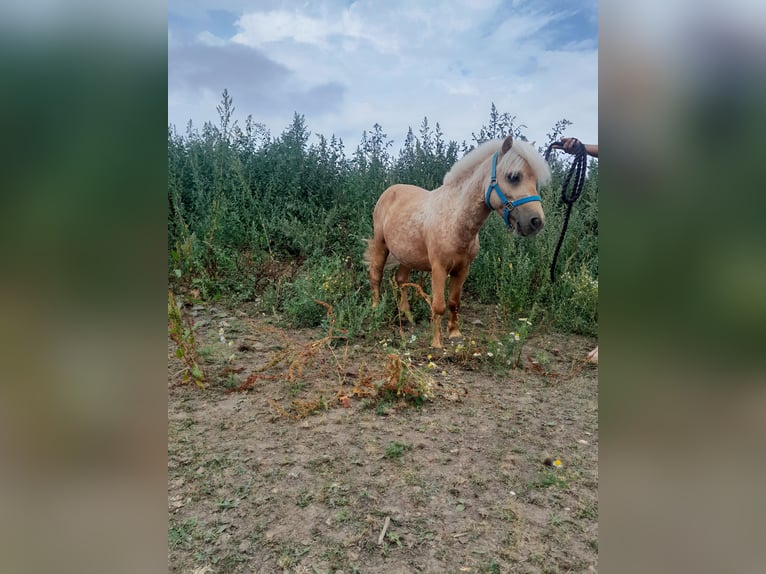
[168,92,598,338]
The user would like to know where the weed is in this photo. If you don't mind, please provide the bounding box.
[296,491,314,508]
[223,372,238,390]
[386,531,403,547]
[576,501,598,520]
[384,441,412,460]
[533,349,552,367]
[168,290,206,387]
[379,352,434,405]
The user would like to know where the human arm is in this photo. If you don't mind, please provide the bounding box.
[553,137,598,158]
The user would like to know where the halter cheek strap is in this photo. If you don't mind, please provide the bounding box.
[484,151,542,228]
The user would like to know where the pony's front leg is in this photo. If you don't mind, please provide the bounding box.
[430,266,448,348]
[447,267,470,339]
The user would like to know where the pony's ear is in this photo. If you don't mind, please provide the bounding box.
[501,135,513,155]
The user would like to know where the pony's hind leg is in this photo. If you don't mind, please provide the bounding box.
[395,265,414,324]
[365,239,388,307]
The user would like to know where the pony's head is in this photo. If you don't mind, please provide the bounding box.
[488,136,550,237]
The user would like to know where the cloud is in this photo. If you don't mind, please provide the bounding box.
[231,7,399,55]
[168,0,598,150]
[168,40,346,127]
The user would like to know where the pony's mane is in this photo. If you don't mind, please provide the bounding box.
[443,138,551,187]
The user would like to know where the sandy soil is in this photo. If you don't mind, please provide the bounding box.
[168,301,598,573]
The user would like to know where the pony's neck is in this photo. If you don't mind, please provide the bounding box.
[441,155,495,239]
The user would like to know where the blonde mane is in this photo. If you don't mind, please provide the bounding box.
[443,138,551,188]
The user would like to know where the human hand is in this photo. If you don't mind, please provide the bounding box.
[552,137,582,155]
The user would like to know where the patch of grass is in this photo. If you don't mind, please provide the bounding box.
[531,469,568,489]
[533,349,552,367]
[375,399,393,416]
[198,345,216,362]
[576,501,598,520]
[321,545,350,570]
[402,468,424,486]
[288,380,304,396]
[277,543,311,569]
[296,491,314,508]
[335,509,352,524]
[384,441,412,460]
[216,551,249,572]
[217,498,239,510]
[322,482,351,508]
[168,518,197,550]
[479,561,502,574]
[308,456,333,471]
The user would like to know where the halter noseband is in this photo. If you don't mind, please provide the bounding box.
[484,151,542,229]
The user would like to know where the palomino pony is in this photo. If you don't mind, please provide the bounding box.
[365,135,551,348]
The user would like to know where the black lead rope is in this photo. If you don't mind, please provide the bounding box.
[544,140,588,283]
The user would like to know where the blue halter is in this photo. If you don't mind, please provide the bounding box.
[484,151,542,229]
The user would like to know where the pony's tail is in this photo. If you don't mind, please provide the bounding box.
[362,238,375,269]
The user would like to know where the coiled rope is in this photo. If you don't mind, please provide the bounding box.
[544,140,588,283]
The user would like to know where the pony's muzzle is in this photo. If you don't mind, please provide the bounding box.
[516,215,544,237]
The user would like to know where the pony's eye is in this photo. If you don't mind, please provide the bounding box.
[507,172,521,184]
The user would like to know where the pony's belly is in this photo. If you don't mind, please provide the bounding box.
[387,242,431,271]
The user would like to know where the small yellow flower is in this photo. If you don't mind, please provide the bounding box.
[427,361,437,369]
[508,262,513,270]
[441,370,447,375]
[427,354,433,360]
[553,459,562,468]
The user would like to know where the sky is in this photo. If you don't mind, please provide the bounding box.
[168,0,598,154]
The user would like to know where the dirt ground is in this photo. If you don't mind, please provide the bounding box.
[168,300,598,573]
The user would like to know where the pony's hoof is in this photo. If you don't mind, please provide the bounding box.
[448,332,463,341]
